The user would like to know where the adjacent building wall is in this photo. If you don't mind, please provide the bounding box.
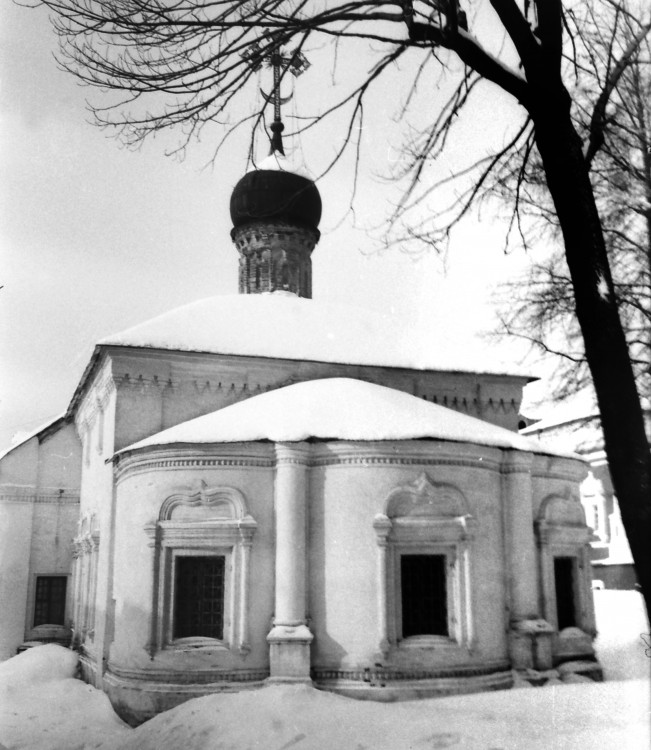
[0,423,81,660]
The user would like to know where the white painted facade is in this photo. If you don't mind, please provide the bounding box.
[0,300,602,725]
[0,421,81,661]
[0,145,603,723]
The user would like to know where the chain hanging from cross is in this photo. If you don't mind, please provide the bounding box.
[242,39,310,156]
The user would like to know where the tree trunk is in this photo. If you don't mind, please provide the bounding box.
[531,89,651,619]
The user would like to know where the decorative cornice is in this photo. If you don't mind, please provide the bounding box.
[531,459,588,483]
[114,441,516,480]
[105,664,269,685]
[275,442,311,466]
[310,454,499,471]
[232,222,319,251]
[312,661,511,683]
[113,439,575,480]
[0,490,79,506]
[500,451,534,474]
[76,359,117,430]
[116,454,275,482]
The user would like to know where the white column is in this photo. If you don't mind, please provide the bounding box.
[503,452,538,620]
[502,452,552,669]
[267,442,313,682]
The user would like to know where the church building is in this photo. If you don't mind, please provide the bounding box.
[0,144,601,724]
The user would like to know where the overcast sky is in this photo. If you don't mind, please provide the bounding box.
[0,3,549,453]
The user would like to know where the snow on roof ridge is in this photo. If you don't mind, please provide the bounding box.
[118,377,576,458]
[0,413,67,461]
[99,294,531,378]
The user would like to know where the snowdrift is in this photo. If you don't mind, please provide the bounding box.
[0,591,648,750]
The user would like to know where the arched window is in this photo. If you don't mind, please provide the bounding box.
[145,484,257,656]
[373,473,476,655]
[535,489,594,637]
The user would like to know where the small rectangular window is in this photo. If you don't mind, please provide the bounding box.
[34,576,67,626]
[401,554,448,637]
[174,556,225,640]
[554,556,577,630]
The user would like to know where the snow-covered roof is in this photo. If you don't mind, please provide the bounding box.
[100,293,528,377]
[0,413,67,462]
[521,388,600,433]
[119,378,573,457]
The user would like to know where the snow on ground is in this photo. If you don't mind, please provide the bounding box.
[1,591,649,750]
[0,645,130,750]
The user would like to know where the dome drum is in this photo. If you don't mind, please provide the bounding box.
[232,222,317,298]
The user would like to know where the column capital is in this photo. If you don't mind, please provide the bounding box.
[275,442,311,466]
[501,451,534,474]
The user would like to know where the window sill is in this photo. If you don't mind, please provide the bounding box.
[398,635,458,650]
[165,637,230,653]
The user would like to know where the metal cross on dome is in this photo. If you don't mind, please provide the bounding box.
[241,38,310,155]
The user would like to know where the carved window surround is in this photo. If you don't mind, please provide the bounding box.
[374,473,477,657]
[144,484,257,658]
[71,517,100,644]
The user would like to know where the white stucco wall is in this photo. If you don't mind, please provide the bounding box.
[0,423,81,660]
[307,442,508,670]
[107,440,533,681]
[74,364,118,684]
[0,500,33,660]
[109,444,276,678]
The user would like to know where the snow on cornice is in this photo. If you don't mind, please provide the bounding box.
[99,293,531,378]
[117,378,575,458]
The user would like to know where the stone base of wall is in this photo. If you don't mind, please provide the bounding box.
[102,667,270,726]
[79,649,102,688]
[312,661,513,701]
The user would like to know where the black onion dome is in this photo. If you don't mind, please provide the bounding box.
[230,170,322,229]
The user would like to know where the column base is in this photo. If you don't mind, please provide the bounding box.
[509,619,554,670]
[267,624,313,681]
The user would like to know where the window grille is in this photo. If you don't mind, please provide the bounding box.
[34,576,67,626]
[401,554,448,637]
[554,556,577,630]
[174,557,225,640]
